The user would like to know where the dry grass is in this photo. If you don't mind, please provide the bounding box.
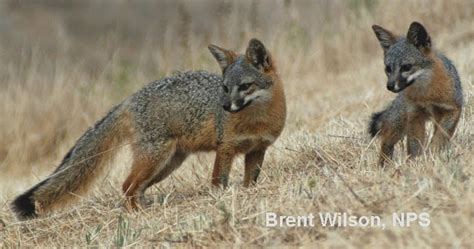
[0,0,473,247]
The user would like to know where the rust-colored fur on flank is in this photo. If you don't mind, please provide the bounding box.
[175,117,218,152]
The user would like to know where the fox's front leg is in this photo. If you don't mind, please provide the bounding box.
[406,112,427,158]
[244,149,266,187]
[211,146,235,188]
[431,108,461,151]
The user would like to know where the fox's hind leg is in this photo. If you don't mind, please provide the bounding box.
[431,107,461,151]
[144,151,188,189]
[122,141,176,209]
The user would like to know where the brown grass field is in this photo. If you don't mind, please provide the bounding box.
[0,0,473,247]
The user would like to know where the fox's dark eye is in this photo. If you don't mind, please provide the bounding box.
[401,64,413,72]
[238,83,253,91]
[385,65,392,73]
[222,85,229,93]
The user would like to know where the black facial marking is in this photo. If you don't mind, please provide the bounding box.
[241,99,252,109]
[223,103,231,111]
[406,77,416,85]
[238,83,252,91]
[225,99,253,113]
[388,77,415,93]
[401,64,412,72]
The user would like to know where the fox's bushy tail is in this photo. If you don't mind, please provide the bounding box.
[368,110,385,137]
[12,104,132,220]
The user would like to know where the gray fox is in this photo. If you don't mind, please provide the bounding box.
[12,39,286,220]
[369,22,463,166]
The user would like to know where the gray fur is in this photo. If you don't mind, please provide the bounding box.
[126,71,226,151]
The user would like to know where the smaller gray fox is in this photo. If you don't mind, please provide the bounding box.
[12,39,286,220]
[369,22,463,166]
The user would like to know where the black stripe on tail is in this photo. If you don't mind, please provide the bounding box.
[11,179,48,220]
[369,111,384,137]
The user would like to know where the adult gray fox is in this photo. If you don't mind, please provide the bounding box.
[12,39,286,220]
[369,22,463,166]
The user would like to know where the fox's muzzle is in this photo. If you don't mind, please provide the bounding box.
[386,81,396,92]
[222,99,252,113]
[387,78,415,93]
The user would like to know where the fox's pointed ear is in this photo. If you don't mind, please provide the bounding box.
[246,38,272,72]
[407,22,431,51]
[372,25,397,53]
[208,45,237,73]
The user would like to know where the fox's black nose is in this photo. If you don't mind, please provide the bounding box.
[223,103,231,111]
[387,81,395,91]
